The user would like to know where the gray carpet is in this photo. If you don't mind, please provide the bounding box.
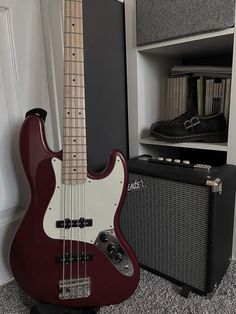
[1,263,236,314]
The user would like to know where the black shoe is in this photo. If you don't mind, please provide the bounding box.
[150,112,227,143]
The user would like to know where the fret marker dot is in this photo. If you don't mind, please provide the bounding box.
[72,24,75,26]
[73,169,76,172]
[74,155,76,157]
[72,53,75,56]
[73,79,76,82]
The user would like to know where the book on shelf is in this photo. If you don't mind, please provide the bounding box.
[166,76,188,119]
[165,66,232,122]
[224,78,231,121]
[197,77,204,116]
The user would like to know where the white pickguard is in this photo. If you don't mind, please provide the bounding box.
[43,156,125,244]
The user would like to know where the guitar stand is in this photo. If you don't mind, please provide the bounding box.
[31,302,99,314]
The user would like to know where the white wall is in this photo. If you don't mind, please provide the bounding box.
[40,0,64,151]
[0,0,54,283]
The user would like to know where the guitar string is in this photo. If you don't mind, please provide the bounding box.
[84,182,87,286]
[70,0,73,293]
[77,0,85,290]
[70,182,73,291]
[77,182,79,285]
[62,171,66,298]
[77,0,83,290]
[62,0,67,299]
[63,183,66,298]
[81,0,87,289]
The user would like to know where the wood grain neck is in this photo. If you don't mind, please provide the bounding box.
[62,0,87,184]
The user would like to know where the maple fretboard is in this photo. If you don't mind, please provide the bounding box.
[62,0,87,184]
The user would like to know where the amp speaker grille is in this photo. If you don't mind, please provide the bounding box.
[120,173,210,292]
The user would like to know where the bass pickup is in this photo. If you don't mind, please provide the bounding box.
[55,252,94,264]
[56,218,93,229]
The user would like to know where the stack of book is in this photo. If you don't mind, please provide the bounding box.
[165,66,232,122]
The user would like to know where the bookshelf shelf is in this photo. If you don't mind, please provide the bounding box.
[139,136,228,152]
[137,28,234,57]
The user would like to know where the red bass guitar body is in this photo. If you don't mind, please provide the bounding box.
[10,113,140,308]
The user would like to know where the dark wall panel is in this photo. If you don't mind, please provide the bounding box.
[83,0,128,172]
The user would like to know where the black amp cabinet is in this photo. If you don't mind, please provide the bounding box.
[120,156,236,296]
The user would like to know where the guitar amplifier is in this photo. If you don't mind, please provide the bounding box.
[120,156,236,296]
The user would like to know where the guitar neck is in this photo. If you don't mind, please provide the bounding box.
[62,0,87,184]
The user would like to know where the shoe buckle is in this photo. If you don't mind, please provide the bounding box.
[184,120,193,129]
[184,117,200,129]
[191,116,200,127]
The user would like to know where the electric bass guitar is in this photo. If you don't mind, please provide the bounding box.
[10,0,139,308]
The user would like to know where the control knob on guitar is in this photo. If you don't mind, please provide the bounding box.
[9,0,139,309]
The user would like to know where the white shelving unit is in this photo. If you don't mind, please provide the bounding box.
[124,0,236,257]
[139,136,228,152]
